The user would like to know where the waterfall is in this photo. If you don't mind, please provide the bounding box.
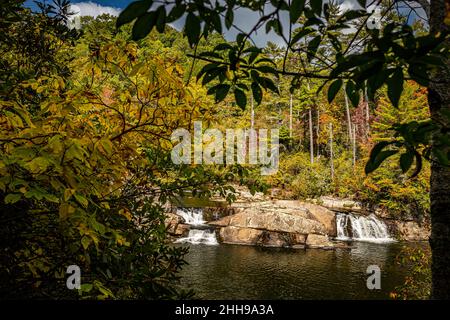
[175,229,218,245]
[336,213,394,243]
[176,208,205,225]
[175,208,218,245]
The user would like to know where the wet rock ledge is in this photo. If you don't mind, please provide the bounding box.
[165,190,430,249]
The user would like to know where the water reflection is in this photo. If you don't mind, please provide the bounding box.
[176,242,425,299]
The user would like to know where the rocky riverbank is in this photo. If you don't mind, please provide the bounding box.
[165,188,430,249]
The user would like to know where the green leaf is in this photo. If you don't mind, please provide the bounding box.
[338,9,367,23]
[75,194,89,208]
[400,152,414,173]
[81,236,91,250]
[254,57,277,66]
[310,0,323,15]
[365,141,398,174]
[129,62,145,77]
[185,13,201,47]
[234,88,247,109]
[167,4,186,22]
[116,0,153,28]
[251,82,263,105]
[132,11,157,40]
[155,6,166,33]
[291,27,314,45]
[357,0,367,8]
[225,8,234,29]
[197,63,219,81]
[266,19,276,33]
[273,19,283,36]
[345,80,360,107]
[210,12,222,34]
[290,0,305,23]
[387,68,404,108]
[255,65,278,74]
[367,68,389,99]
[214,43,233,51]
[369,141,392,160]
[201,67,224,85]
[408,64,429,87]
[215,84,230,102]
[80,283,93,293]
[410,152,423,178]
[307,35,321,61]
[236,33,246,45]
[365,150,398,174]
[327,79,342,103]
[5,193,21,204]
[43,193,59,203]
[258,77,279,94]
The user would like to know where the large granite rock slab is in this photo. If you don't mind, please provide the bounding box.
[211,208,327,235]
[219,226,307,247]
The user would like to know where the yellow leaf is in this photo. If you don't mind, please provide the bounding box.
[118,208,132,221]
[59,203,75,219]
[64,188,75,201]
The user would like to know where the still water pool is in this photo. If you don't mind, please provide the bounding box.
[176,242,426,299]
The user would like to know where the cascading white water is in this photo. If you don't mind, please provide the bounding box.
[175,208,218,245]
[176,208,205,225]
[175,229,218,245]
[336,213,395,243]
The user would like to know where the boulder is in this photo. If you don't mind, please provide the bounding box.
[219,226,306,247]
[257,231,306,247]
[302,202,337,237]
[317,196,364,212]
[219,209,327,235]
[165,212,184,234]
[208,215,232,227]
[306,234,334,249]
[174,223,190,237]
[219,226,263,245]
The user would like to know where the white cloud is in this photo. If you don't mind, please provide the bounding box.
[70,1,121,18]
[338,0,364,13]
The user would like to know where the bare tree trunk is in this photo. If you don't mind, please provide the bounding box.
[309,107,314,164]
[250,94,254,129]
[307,82,314,164]
[352,123,356,168]
[428,0,450,300]
[344,85,353,145]
[329,122,334,181]
[316,105,320,157]
[289,94,293,138]
[364,86,370,138]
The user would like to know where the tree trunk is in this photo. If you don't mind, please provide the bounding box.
[344,84,353,145]
[352,123,356,168]
[250,95,254,129]
[329,122,334,181]
[316,105,320,157]
[289,94,293,139]
[364,86,370,138]
[428,0,450,300]
[307,82,314,163]
[309,107,314,164]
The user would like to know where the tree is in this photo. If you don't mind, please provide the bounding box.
[1,1,263,299]
[120,0,449,298]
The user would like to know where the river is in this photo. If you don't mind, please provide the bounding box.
[176,241,424,299]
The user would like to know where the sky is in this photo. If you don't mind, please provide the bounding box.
[23,0,425,47]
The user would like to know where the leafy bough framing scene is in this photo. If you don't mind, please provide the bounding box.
[0,0,449,301]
